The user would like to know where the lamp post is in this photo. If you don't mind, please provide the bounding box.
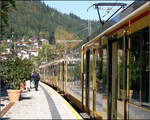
[11,24,15,50]
[45,46,48,64]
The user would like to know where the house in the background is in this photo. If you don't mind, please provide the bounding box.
[41,38,49,44]
[28,48,38,57]
[18,50,29,59]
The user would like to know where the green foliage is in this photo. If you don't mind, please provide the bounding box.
[2,1,99,41]
[32,43,57,66]
[119,62,123,89]
[0,41,7,53]
[102,66,107,86]
[67,60,81,82]
[0,0,16,40]
[96,59,101,83]
[74,63,80,74]
[129,52,140,90]
[21,58,34,81]
[69,13,81,19]
[0,56,34,90]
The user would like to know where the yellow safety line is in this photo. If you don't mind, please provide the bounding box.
[128,102,150,112]
[60,97,81,120]
[41,82,81,120]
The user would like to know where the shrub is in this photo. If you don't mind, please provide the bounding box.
[0,56,34,89]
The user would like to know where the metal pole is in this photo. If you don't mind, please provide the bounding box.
[88,20,91,36]
[65,40,66,54]
[96,6,104,26]
[46,48,47,63]
[149,14,150,109]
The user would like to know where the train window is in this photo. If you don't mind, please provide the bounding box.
[130,31,142,105]
[67,61,73,82]
[40,67,44,81]
[141,28,149,107]
[118,38,123,100]
[96,50,101,93]
[67,50,82,101]
[102,46,108,96]
[83,53,86,106]
[129,27,149,108]
[96,49,103,113]
[100,45,108,119]
[90,52,93,110]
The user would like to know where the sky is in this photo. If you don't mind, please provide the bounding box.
[44,0,134,21]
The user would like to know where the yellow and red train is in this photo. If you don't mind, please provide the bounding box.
[40,1,150,119]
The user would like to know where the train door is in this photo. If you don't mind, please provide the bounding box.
[111,41,118,119]
[108,38,118,119]
[83,50,86,110]
[81,47,84,109]
[108,36,126,119]
[85,49,90,114]
[89,49,94,115]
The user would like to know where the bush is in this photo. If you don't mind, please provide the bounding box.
[0,56,34,89]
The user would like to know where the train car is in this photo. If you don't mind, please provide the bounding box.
[40,58,68,92]
[40,1,150,119]
[65,49,83,109]
[81,1,150,119]
[39,64,46,83]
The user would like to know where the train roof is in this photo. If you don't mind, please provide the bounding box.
[70,1,147,52]
[82,1,150,49]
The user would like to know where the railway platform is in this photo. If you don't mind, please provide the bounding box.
[1,82,82,119]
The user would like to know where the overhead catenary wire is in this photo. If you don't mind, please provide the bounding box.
[71,27,88,37]
[87,2,127,27]
[102,0,118,18]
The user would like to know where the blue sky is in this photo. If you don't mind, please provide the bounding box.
[44,1,134,21]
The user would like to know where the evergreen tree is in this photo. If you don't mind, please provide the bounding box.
[0,0,16,40]
[49,32,55,44]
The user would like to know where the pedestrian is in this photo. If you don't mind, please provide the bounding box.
[31,70,40,91]
[30,71,35,89]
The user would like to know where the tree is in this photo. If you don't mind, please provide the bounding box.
[54,43,65,58]
[32,43,57,66]
[49,32,55,44]
[0,1,100,41]
[0,0,16,40]
[0,41,7,53]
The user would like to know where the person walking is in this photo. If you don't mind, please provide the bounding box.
[30,71,35,89]
[31,70,40,91]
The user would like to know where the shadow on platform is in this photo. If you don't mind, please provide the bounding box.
[1,85,8,98]
[1,117,11,120]
[0,104,5,107]
[19,93,32,101]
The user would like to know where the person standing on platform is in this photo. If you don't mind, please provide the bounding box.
[30,71,34,88]
[32,70,40,91]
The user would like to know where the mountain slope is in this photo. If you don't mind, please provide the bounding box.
[5,1,99,42]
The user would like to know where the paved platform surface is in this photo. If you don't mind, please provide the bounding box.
[2,82,82,119]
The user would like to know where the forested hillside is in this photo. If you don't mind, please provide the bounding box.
[4,1,99,42]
